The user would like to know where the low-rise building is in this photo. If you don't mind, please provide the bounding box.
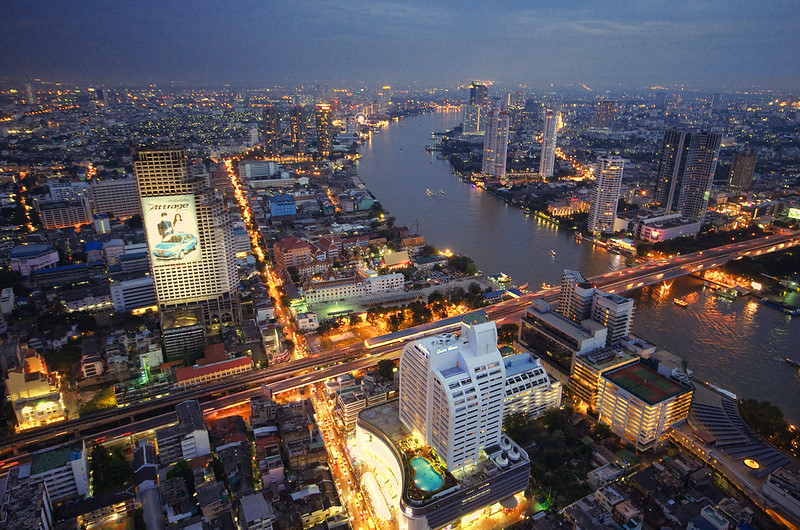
[0,466,54,530]
[10,244,59,277]
[155,400,211,467]
[175,356,252,388]
[502,353,562,419]
[28,441,89,502]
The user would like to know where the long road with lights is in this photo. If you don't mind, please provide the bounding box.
[1,231,797,461]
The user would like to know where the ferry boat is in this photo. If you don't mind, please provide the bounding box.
[760,298,800,316]
[673,298,689,307]
[785,358,800,368]
[440,190,445,195]
[714,287,738,300]
[426,189,433,196]
[489,272,513,285]
[550,250,557,257]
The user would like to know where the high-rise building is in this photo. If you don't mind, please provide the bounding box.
[588,155,625,233]
[462,104,482,135]
[558,270,595,323]
[469,82,488,106]
[653,128,722,223]
[482,110,509,178]
[399,313,506,471]
[290,105,307,155]
[728,149,757,192]
[315,103,333,158]
[539,109,558,179]
[25,83,38,106]
[592,292,635,344]
[262,105,281,157]
[90,176,142,219]
[591,100,616,128]
[133,145,239,327]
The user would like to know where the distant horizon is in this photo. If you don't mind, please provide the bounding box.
[2,1,798,93]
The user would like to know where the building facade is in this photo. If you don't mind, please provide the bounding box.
[653,128,722,223]
[315,103,333,158]
[482,110,509,178]
[133,145,239,326]
[539,109,558,179]
[728,149,757,192]
[588,155,624,234]
[90,176,142,219]
[399,313,506,471]
[262,105,281,157]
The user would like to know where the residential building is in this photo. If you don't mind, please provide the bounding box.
[728,149,757,192]
[591,100,617,128]
[290,105,307,155]
[588,156,624,234]
[133,145,239,326]
[175,356,252,388]
[592,292,635,344]
[238,493,275,530]
[462,104,482,135]
[539,109,558,179]
[109,276,157,312]
[502,353,562,419]
[0,466,54,530]
[559,269,595,323]
[268,193,296,218]
[90,176,141,219]
[155,400,211,467]
[482,110,509,178]
[315,103,333,157]
[38,198,93,229]
[273,235,312,270]
[469,82,489,106]
[653,128,722,223]
[569,346,639,411]
[10,244,59,277]
[399,313,506,471]
[239,160,278,180]
[28,441,89,502]
[262,105,280,157]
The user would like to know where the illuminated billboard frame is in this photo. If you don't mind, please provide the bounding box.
[788,207,800,220]
[142,194,202,266]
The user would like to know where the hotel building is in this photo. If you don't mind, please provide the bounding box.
[597,361,693,450]
[133,145,239,326]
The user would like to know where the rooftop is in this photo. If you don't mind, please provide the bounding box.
[604,361,689,405]
[31,441,84,476]
[504,353,543,377]
[11,244,54,259]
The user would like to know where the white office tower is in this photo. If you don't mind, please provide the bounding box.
[462,104,483,135]
[588,155,625,234]
[481,110,509,178]
[539,109,558,178]
[558,270,595,323]
[592,292,635,345]
[399,313,506,472]
[133,145,239,326]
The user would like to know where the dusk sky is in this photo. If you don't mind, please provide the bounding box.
[2,1,798,90]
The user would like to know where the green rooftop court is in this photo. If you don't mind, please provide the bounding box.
[31,441,84,475]
[604,362,690,405]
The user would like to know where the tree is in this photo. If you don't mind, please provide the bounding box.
[377,359,396,379]
[594,422,614,441]
[497,323,519,345]
[91,442,132,494]
[448,255,478,276]
[167,459,195,495]
[287,266,300,285]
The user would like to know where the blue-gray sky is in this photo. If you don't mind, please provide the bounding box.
[2,1,798,90]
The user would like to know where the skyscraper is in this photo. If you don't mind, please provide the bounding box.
[558,270,595,323]
[728,148,757,192]
[290,105,307,155]
[539,109,558,179]
[133,145,239,327]
[469,82,488,106]
[262,105,280,157]
[482,110,509,178]
[653,128,722,223]
[399,313,506,471]
[315,103,333,158]
[588,155,625,233]
[462,104,482,135]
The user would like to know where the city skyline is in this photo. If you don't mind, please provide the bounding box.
[1,1,799,91]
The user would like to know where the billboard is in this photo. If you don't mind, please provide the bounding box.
[788,207,800,220]
[142,194,201,266]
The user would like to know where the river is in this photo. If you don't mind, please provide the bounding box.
[356,110,800,424]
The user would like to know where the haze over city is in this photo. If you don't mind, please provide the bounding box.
[2,0,799,89]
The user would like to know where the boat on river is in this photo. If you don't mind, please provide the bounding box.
[489,272,513,285]
[785,358,800,368]
[674,298,689,307]
[426,189,433,196]
[550,250,556,257]
[714,287,738,300]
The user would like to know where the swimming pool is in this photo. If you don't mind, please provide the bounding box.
[411,456,444,491]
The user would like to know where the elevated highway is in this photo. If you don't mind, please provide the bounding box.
[2,231,798,460]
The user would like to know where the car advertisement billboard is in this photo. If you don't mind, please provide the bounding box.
[142,194,201,265]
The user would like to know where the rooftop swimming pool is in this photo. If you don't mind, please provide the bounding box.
[411,456,444,492]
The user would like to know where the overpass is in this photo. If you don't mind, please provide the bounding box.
[2,231,798,460]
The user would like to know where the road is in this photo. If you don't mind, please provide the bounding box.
[2,230,797,462]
